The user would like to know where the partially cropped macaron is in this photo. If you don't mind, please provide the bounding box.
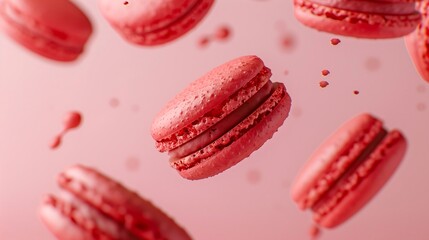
[40,165,192,240]
[406,1,429,83]
[98,0,214,46]
[291,113,407,228]
[293,0,421,38]
[151,55,292,180]
[0,0,93,62]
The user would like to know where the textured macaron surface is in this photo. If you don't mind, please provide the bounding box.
[98,0,214,45]
[294,0,421,38]
[0,0,92,49]
[41,165,192,240]
[291,113,407,228]
[406,1,429,83]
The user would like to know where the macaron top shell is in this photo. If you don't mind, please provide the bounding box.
[0,0,93,47]
[151,55,265,141]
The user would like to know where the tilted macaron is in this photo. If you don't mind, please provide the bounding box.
[293,0,421,38]
[0,0,93,62]
[98,0,214,46]
[291,113,407,228]
[151,55,292,180]
[405,1,429,83]
[40,165,192,240]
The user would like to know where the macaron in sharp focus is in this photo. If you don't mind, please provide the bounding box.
[40,165,192,240]
[151,55,292,180]
[0,0,93,62]
[98,0,214,46]
[405,1,429,83]
[293,0,421,38]
[291,113,407,228]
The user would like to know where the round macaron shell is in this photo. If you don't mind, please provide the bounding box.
[175,84,291,180]
[0,0,93,61]
[314,130,407,228]
[293,0,421,38]
[291,113,381,208]
[98,0,214,45]
[405,1,429,83]
[151,55,265,141]
[59,165,192,240]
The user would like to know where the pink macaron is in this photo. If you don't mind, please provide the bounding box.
[405,1,429,83]
[40,165,192,240]
[0,0,93,62]
[291,113,407,228]
[98,0,214,46]
[151,55,292,180]
[293,0,421,38]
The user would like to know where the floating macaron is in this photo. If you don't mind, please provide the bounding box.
[291,113,407,228]
[293,0,421,38]
[98,0,215,46]
[406,1,429,83]
[0,0,93,62]
[151,55,292,180]
[40,165,192,240]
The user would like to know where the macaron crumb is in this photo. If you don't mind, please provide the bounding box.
[330,38,341,45]
[123,1,129,5]
[49,135,62,149]
[321,69,330,76]
[63,111,82,131]
[198,36,211,47]
[353,90,360,95]
[215,25,232,41]
[309,224,321,239]
[319,81,329,88]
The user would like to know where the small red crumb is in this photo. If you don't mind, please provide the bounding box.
[309,224,321,239]
[417,102,426,111]
[109,98,120,108]
[321,69,330,76]
[330,38,341,45]
[63,111,82,130]
[353,90,360,95]
[50,135,62,149]
[246,169,262,185]
[319,81,329,88]
[214,25,231,40]
[280,34,295,51]
[198,36,211,47]
[123,1,129,5]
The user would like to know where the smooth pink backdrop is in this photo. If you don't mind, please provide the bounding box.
[0,0,428,239]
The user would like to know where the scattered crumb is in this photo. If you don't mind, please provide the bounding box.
[330,38,341,45]
[214,25,231,41]
[321,69,330,76]
[198,36,211,47]
[123,1,129,5]
[319,81,329,88]
[309,224,321,239]
[63,111,82,130]
[353,90,360,95]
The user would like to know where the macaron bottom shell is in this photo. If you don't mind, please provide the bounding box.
[294,0,421,38]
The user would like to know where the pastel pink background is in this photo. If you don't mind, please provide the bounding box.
[0,0,428,239]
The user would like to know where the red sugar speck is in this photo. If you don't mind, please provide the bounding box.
[198,36,211,47]
[123,1,129,5]
[309,224,321,239]
[214,25,231,41]
[417,102,426,111]
[50,135,62,149]
[319,81,329,88]
[364,57,381,71]
[280,34,295,51]
[246,169,262,185]
[330,38,341,45]
[109,98,120,108]
[353,90,360,95]
[321,69,330,76]
[63,111,82,131]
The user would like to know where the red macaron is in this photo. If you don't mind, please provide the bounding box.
[291,113,407,228]
[405,1,429,83]
[40,165,192,240]
[98,0,214,46]
[0,0,93,61]
[151,55,292,180]
[293,0,421,38]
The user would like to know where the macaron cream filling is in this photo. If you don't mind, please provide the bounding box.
[169,81,274,160]
[171,82,287,171]
[312,130,403,222]
[156,67,272,152]
[298,121,387,210]
[0,1,84,54]
[308,0,417,15]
